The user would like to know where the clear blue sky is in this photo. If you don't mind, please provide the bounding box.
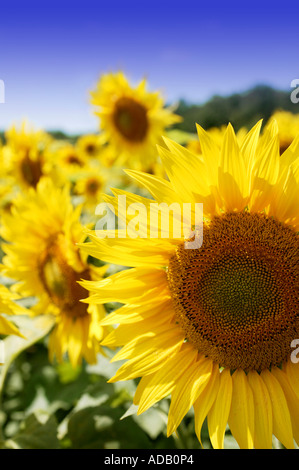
[0,0,298,133]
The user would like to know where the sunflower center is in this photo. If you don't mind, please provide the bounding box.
[113,97,148,142]
[20,153,43,187]
[39,242,89,318]
[85,143,97,155]
[65,154,84,166]
[86,178,101,195]
[167,212,299,371]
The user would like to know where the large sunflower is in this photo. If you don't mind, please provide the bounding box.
[81,120,299,449]
[90,72,182,172]
[0,178,108,367]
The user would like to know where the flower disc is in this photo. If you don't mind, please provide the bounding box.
[167,212,299,371]
[113,96,148,142]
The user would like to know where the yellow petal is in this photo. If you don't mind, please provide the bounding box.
[137,344,198,414]
[218,123,248,211]
[247,370,272,449]
[99,297,173,326]
[107,323,179,357]
[124,170,180,204]
[133,373,155,405]
[284,360,299,401]
[271,366,299,446]
[108,333,184,382]
[167,356,213,437]
[81,267,167,304]
[261,369,294,449]
[80,231,176,268]
[240,120,263,176]
[208,368,232,449]
[228,369,254,449]
[193,363,220,446]
[157,142,210,202]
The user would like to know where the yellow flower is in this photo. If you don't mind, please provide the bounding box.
[1,178,108,367]
[76,134,105,160]
[81,120,299,449]
[54,142,87,174]
[266,110,299,154]
[90,71,182,172]
[46,142,90,189]
[3,122,53,189]
[73,170,106,210]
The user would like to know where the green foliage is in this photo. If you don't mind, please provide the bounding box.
[0,338,208,449]
[173,85,299,132]
[1,413,59,449]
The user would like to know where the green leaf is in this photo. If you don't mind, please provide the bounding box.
[0,315,55,395]
[4,412,59,449]
[67,404,152,449]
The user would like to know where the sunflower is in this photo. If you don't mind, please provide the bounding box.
[266,110,299,154]
[3,122,53,190]
[44,141,91,190]
[80,120,299,449]
[76,134,105,160]
[0,178,108,367]
[90,72,182,173]
[73,170,106,210]
[54,142,88,175]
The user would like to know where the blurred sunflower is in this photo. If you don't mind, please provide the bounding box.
[76,134,105,160]
[266,110,299,154]
[2,122,53,190]
[90,71,182,172]
[46,142,90,189]
[73,170,106,210]
[0,178,108,366]
[80,120,299,449]
[55,142,87,173]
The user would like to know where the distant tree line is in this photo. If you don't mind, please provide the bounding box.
[173,84,299,132]
[1,85,299,142]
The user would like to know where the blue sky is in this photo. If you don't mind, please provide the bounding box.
[0,0,298,133]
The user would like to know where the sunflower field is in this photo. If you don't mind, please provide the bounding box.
[1,53,299,452]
